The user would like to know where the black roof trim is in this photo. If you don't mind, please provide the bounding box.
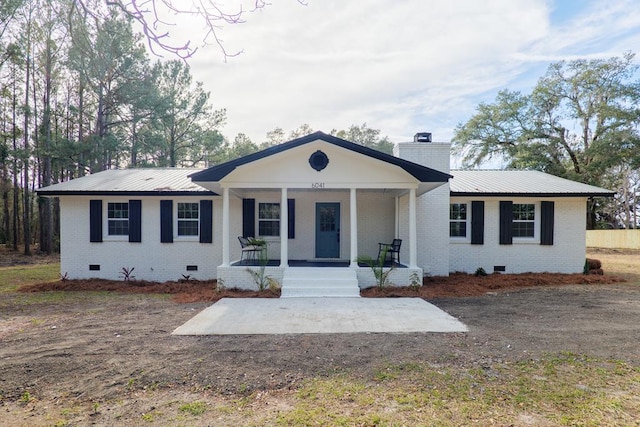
[450,192,615,198]
[36,190,218,197]
[190,131,452,183]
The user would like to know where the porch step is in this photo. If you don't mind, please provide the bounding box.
[281,267,360,298]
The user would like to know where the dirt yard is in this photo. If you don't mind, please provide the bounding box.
[1,249,639,425]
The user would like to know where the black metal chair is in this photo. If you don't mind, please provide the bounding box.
[377,238,402,265]
[238,236,262,263]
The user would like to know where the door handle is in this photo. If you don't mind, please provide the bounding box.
[337,228,340,243]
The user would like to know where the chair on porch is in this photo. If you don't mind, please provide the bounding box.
[377,238,402,266]
[238,236,263,263]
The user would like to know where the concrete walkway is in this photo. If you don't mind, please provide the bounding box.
[172,297,468,335]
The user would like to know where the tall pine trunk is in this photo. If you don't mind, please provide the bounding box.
[22,16,32,256]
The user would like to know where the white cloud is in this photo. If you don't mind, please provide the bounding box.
[177,0,640,144]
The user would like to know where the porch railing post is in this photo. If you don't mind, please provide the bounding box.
[280,187,289,267]
[222,186,230,266]
[350,188,358,267]
[409,188,418,268]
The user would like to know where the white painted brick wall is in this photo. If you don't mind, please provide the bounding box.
[449,197,588,274]
[395,141,451,276]
[60,196,222,282]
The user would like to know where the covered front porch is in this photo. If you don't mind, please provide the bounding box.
[216,187,424,292]
[189,132,450,292]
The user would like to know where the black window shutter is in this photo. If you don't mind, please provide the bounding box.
[160,200,173,243]
[242,198,255,237]
[540,201,554,245]
[471,201,484,245]
[89,200,103,242]
[499,201,513,245]
[288,198,295,239]
[128,200,142,242]
[199,200,213,244]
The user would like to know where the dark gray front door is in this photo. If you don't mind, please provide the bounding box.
[315,202,340,258]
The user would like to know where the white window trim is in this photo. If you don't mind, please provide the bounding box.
[175,200,200,241]
[512,201,540,244]
[449,201,471,243]
[103,201,129,241]
[257,201,281,241]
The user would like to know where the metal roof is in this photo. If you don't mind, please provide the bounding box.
[37,168,216,196]
[450,170,614,197]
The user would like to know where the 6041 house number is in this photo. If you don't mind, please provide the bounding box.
[311,182,325,189]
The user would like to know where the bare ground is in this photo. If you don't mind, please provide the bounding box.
[0,250,639,425]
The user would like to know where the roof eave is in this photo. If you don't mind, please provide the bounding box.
[36,190,219,197]
[450,192,615,198]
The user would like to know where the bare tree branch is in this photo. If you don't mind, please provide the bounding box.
[74,0,306,60]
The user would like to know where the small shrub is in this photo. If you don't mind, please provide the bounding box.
[246,248,273,291]
[474,267,487,277]
[20,390,32,404]
[120,267,136,281]
[357,246,395,289]
[408,272,421,291]
[267,277,281,292]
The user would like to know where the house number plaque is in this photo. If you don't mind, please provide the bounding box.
[311,182,325,189]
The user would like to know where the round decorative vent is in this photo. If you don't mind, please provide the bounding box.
[309,150,329,171]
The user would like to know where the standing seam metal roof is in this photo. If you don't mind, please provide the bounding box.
[36,168,215,195]
[450,170,614,196]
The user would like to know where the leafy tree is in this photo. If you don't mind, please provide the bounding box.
[150,60,225,167]
[331,123,394,154]
[288,123,314,139]
[227,133,259,159]
[67,9,150,171]
[453,53,640,228]
[261,126,286,149]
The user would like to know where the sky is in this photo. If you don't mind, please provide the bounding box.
[164,0,640,147]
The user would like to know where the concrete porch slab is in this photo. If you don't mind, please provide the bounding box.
[172,298,468,335]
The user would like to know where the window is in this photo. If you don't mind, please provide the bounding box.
[258,202,280,236]
[449,203,467,238]
[512,203,535,237]
[177,202,199,236]
[107,202,129,235]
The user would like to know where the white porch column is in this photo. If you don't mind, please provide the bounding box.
[222,187,230,266]
[409,188,418,268]
[280,187,289,267]
[350,188,358,267]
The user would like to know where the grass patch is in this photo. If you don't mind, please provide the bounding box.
[270,353,640,426]
[178,401,207,416]
[0,263,59,293]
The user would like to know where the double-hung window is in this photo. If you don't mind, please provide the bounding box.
[512,203,535,238]
[449,203,468,238]
[177,202,199,236]
[258,202,280,236]
[107,202,129,235]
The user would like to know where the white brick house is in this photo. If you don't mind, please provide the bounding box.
[38,131,613,290]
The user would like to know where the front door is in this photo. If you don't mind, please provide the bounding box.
[315,202,340,258]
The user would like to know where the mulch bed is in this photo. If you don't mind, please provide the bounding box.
[361,272,626,298]
[19,272,626,302]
